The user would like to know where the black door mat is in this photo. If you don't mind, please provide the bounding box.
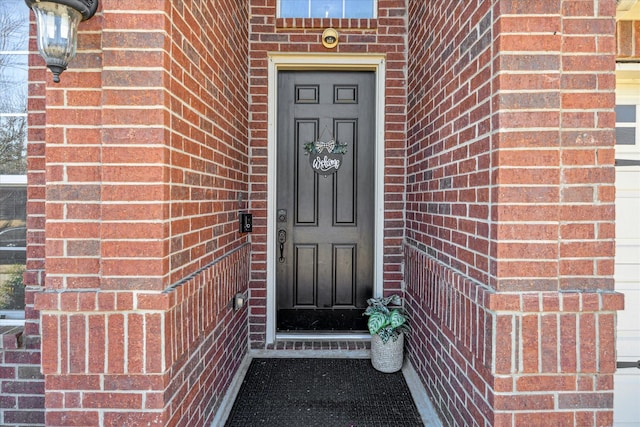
[224,358,424,427]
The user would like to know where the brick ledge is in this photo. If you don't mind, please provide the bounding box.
[276,17,377,30]
[0,325,23,349]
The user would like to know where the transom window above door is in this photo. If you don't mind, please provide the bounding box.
[278,0,376,18]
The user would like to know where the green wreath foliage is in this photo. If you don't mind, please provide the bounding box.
[303,140,348,155]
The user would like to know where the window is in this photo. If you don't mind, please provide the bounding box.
[0,0,28,323]
[616,104,638,145]
[278,0,376,19]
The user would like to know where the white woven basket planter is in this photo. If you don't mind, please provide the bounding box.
[370,332,404,373]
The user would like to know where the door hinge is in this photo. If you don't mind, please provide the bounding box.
[617,360,640,369]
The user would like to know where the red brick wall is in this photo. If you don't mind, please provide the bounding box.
[35,244,250,425]
[405,246,623,426]
[406,1,622,425]
[9,0,629,425]
[0,16,47,427]
[617,19,640,57]
[0,327,44,425]
[406,0,494,286]
[21,1,251,425]
[247,0,408,348]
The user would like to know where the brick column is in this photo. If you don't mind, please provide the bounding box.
[489,1,621,424]
[492,0,617,294]
[406,1,623,425]
[32,1,251,425]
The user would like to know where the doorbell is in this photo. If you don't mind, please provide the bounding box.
[239,212,253,233]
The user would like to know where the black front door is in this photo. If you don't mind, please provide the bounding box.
[276,70,375,332]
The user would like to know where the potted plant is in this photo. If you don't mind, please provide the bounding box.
[364,294,409,373]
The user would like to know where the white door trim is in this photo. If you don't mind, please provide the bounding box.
[614,62,640,426]
[265,53,386,344]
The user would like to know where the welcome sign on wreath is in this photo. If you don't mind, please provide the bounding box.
[303,131,348,176]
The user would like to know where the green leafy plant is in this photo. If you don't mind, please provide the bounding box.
[363,294,408,344]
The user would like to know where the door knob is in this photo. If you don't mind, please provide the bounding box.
[278,229,287,263]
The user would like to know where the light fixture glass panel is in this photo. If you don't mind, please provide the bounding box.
[31,1,82,82]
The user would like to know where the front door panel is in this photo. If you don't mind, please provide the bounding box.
[276,71,375,331]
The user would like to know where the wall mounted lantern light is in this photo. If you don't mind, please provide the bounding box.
[322,28,339,49]
[25,0,99,83]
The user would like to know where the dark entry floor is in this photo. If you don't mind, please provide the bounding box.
[277,308,368,331]
[224,358,424,427]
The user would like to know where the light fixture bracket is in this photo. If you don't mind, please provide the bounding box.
[25,0,98,21]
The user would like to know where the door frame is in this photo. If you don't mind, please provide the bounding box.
[613,63,640,424]
[266,53,387,343]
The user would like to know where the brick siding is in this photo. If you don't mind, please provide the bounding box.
[0,15,48,426]
[2,0,627,425]
[406,1,621,425]
[246,0,408,349]
[8,1,251,425]
[405,244,623,426]
[616,19,640,57]
[0,326,44,425]
[35,244,250,425]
